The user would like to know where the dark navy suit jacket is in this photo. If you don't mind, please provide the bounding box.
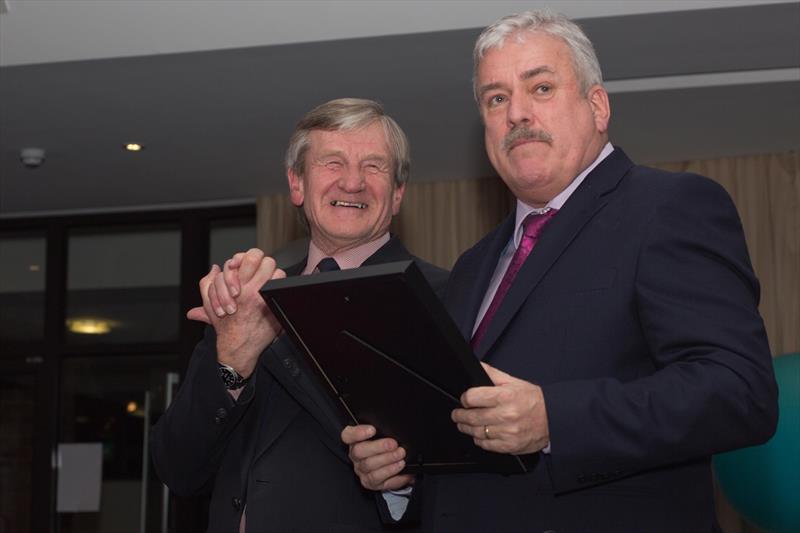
[152,236,447,532]
[422,148,777,533]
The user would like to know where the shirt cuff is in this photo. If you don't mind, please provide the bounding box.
[382,486,413,521]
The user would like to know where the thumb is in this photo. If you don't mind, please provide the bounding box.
[186,306,211,324]
[481,361,515,385]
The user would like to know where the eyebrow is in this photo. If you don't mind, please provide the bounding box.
[316,150,346,160]
[316,151,389,164]
[361,154,390,164]
[521,66,555,81]
[477,66,555,100]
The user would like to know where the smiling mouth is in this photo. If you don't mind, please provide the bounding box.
[330,200,367,209]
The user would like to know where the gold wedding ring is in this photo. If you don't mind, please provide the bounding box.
[484,425,491,439]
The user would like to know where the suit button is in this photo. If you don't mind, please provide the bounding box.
[232,497,242,511]
[214,407,227,425]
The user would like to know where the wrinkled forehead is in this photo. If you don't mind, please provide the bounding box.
[306,123,391,159]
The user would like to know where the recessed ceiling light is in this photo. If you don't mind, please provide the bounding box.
[124,143,144,152]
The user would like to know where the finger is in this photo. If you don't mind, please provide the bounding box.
[460,385,502,409]
[197,265,218,300]
[208,282,227,318]
[238,248,265,285]
[222,259,241,298]
[455,422,492,441]
[341,425,376,445]
[472,436,514,454]
[353,443,405,474]
[247,256,278,290]
[451,405,496,427]
[362,457,408,491]
[380,473,415,492]
[349,437,399,463]
[481,362,516,385]
[213,268,237,314]
[186,306,211,324]
[272,268,287,280]
[228,251,246,269]
[199,265,221,319]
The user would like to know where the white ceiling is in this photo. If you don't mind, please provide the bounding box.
[1,0,798,217]
[2,0,785,67]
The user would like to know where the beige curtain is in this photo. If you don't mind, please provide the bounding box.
[257,150,798,533]
[255,194,306,255]
[391,177,515,269]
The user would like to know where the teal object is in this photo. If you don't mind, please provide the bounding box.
[714,353,800,533]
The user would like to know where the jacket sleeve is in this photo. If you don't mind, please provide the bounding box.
[541,175,778,493]
[150,326,260,497]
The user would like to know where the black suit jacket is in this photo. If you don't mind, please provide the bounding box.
[421,148,777,532]
[152,236,447,533]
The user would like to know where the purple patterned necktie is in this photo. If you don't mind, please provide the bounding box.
[471,208,558,350]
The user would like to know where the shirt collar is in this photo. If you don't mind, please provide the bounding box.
[512,142,613,248]
[302,232,391,275]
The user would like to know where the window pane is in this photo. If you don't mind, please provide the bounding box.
[0,233,46,342]
[66,227,180,344]
[209,220,256,268]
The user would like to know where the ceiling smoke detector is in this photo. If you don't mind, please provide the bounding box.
[20,147,45,168]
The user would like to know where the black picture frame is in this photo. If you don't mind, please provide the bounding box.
[261,260,536,474]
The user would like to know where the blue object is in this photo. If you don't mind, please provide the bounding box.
[714,353,800,533]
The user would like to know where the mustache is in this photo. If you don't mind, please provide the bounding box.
[502,126,553,152]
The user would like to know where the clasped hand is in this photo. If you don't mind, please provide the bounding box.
[187,248,286,377]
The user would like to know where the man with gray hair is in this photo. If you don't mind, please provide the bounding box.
[344,11,777,531]
[152,98,446,532]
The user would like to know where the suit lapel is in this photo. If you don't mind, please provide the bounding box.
[474,148,634,358]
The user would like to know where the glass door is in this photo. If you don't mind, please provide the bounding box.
[56,355,179,533]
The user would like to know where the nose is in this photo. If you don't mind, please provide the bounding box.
[506,94,533,129]
[338,165,365,192]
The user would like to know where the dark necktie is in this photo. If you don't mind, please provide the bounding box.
[471,208,558,350]
[316,257,340,273]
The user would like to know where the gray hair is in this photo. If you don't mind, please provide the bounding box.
[285,98,410,186]
[473,10,603,101]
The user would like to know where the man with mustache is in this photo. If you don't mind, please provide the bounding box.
[343,11,778,532]
[152,98,446,532]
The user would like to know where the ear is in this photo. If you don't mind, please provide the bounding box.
[587,85,611,134]
[287,168,304,207]
[391,182,406,216]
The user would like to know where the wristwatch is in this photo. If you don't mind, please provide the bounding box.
[217,362,250,390]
